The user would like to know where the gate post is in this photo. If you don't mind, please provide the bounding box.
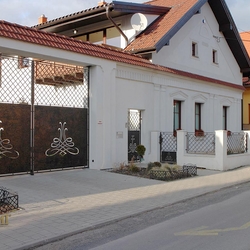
[148,131,160,163]
[176,130,186,166]
[30,60,35,175]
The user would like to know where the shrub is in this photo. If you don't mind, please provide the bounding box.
[136,145,146,157]
[129,164,140,173]
[154,162,161,167]
[147,162,155,172]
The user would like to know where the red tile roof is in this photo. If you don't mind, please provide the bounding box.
[125,0,198,53]
[240,32,250,58]
[0,20,244,91]
[240,32,250,86]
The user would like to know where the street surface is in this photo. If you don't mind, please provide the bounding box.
[31,181,250,250]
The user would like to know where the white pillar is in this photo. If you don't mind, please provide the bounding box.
[215,130,227,171]
[176,130,186,166]
[148,131,160,162]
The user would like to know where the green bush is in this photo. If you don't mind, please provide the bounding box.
[136,145,146,157]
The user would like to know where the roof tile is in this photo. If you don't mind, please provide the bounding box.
[240,32,250,56]
[0,20,244,91]
[125,0,198,52]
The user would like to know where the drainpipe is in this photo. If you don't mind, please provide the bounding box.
[106,6,128,47]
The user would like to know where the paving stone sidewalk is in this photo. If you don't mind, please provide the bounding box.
[1,166,250,250]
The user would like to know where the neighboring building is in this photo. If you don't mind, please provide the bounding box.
[0,0,250,173]
[240,32,250,130]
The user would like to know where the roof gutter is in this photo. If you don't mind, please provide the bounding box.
[106,6,128,46]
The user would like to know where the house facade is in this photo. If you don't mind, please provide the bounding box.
[0,0,250,174]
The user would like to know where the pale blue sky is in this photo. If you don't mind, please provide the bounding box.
[0,0,249,32]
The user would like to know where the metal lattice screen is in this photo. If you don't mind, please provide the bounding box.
[0,55,32,104]
[128,110,141,131]
[186,132,215,154]
[0,55,88,108]
[160,132,177,163]
[0,187,18,214]
[227,132,248,154]
[160,132,177,152]
[35,61,88,108]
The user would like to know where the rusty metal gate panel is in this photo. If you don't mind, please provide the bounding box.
[0,55,32,175]
[0,104,30,174]
[0,55,89,175]
[34,106,87,171]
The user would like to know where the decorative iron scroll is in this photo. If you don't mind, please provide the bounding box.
[128,135,137,153]
[0,121,19,159]
[45,122,79,157]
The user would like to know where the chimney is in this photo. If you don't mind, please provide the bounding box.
[38,14,47,24]
[98,1,107,6]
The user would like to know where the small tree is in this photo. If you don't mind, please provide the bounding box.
[136,144,146,162]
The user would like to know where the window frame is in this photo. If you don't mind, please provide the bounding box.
[212,49,218,64]
[223,106,228,130]
[195,103,204,136]
[173,100,181,135]
[192,42,198,57]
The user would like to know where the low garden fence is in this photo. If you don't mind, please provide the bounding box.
[149,164,197,181]
[0,187,18,214]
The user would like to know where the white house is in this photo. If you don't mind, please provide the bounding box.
[0,0,249,174]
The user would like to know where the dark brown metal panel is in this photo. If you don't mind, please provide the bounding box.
[34,106,87,171]
[0,104,30,174]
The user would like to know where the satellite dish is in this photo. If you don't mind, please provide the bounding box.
[131,13,148,32]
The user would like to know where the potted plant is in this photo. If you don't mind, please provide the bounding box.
[136,144,146,162]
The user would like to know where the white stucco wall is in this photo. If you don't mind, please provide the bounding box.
[151,3,242,86]
[88,63,243,169]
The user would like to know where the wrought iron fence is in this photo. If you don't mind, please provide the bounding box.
[227,132,248,155]
[0,187,18,214]
[160,132,177,162]
[149,165,197,181]
[186,132,215,154]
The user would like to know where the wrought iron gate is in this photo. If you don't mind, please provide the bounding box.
[160,132,177,163]
[0,55,89,175]
[128,110,141,162]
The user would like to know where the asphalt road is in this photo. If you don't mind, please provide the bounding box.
[31,181,250,250]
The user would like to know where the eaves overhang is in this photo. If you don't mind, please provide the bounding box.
[33,1,170,34]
